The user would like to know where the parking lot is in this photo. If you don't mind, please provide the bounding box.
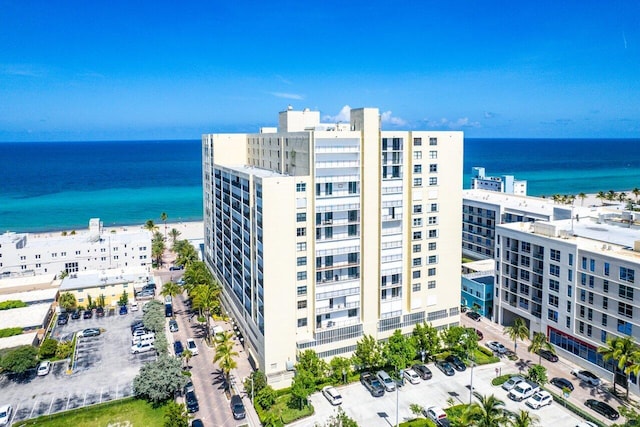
[291,361,587,427]
[0,307,154,425]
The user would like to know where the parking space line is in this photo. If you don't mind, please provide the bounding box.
[48,396,54,415]
[29,400,38,419]
[66,392,71,411]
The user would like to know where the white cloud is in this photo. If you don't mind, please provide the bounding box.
[323,105,351,123]
[269,92,304,100]
[424,117,480,130]
[484,111,496,119]
[380,110,407,126]
[0,64,45,77]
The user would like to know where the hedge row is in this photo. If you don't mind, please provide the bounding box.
[0,327,23,338]
[0,300,27,310]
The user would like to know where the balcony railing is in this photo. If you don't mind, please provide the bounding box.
[315,301,360,315]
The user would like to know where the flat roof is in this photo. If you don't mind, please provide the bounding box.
[224,164,289,178]
[0,274,57,294]
[463,189,591,217]
[462,259,495,272]
[0,304,50,330]
[0,332,38,350]
[0,288,58,303]
[60,269,150,291]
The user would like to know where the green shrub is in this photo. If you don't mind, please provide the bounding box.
[55,340,73,359]
[491,374,512,386]
[0,300,27,310]
[39,338,58,358]
[478,346,493,357]
[0,327,23,338]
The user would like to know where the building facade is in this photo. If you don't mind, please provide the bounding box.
[470,167,527,195]
[0,219,152,278]
[202,107,463,388]
[494,211,640,394]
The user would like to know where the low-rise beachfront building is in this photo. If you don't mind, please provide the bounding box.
[58,267,150,308]
[461,259,495,318]
[462,189,576,261]
[0,218,152,278]
[470,167,528,195]
[494,211,640,395]
[202,106,463,388]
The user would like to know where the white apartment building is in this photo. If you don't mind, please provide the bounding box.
[0,219,152,278]
[494,211,640,395]
[462,189,575,260]
[470,167,527,195]
[202,107,463,388]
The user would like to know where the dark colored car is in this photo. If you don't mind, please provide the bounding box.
[473,328,483,340]
[169,319,179,332]
[174,340,184,357]
[360,372,385,397]
[71,310,81,320]
[119,305,128,315]
[165,304,173,317]
[169,264,184,271]
[96,307,105,317]
[412,364,433,380]
[585,399,619,420]
[466,311,481,321]
[445,355,467,372]
[83,309,93,319]
[537,349,558,362]
[130,320,144,332]
[80,328,101,337]
[550,377,574,391]
[57,312,69,325]
[230,395,246,419]
[186,390,199,413]
[191,420,204,427]
[436,361,455,376]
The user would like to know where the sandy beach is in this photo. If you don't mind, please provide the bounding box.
[29,220,205,241]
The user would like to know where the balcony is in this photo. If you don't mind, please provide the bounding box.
[316,317,360,331]
[315,301,360,315]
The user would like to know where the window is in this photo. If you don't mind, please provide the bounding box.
[413,137,422,146]
[619,302,633,318]
[412,258,422,267]
[601,330,607,343]
[603,280,609,293]
[296,227,306,236]
[620,267,635,283]
[587,324,592,337]
[428,255,437,264]
[566,317,571,328]
[412,283,421,292]
[296,242,307,251]
[589,259,595,272]
[413,218,422,227]
[296,183,306,192]
[549,264,560,277]
[297,257,307,266]
[413,231,422,240]
[414,164,422,173]
[429,164,437,173]
[547,309,558,322]
[603,296,608,309]
[567,269,573,282]
[604,262,610,276]
[567,285,572,297]
[429,137,437,146]
[580,289,586,302]
[297,286,307,295]
[413,244,421,253]
[587,308,593,321]
[567,301,572,313]
[413,178,422,187]
[428,216,437,225]
[618,319,632,335]
[430,203,438,212]
[548,294,559,307]
[602,313,608,326]
[297,272,307,280]
[429,150,437,159]
[325,183,333,195]
[428,229,438,238]
[413,204,422,214]
[413,151,422,159]
[297,318,307,327]
[521,242,531,252]
[428,268,436,276]
[429,177,437,186]
[297,300,307,309]
[588,291,593,304]
[568,253,573,266]
[412,271,421,279]
[428,242,437,250]
[581,257,587,269]
[619,284,634,301]
[297,213,306,222]
[550,249,560,262]
[428,280,436,289]
[549,279,559,292]
[349,181,358,194]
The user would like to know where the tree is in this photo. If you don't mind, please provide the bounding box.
[183,261,214,294]
[599,335,639,399]
[503,317,529,356]
[160,212,168,239]
[290,369,315,410]
[256,385,277,410]
[412,322,440,362]
[58,292,77,312]
[509,409,540,427]
[596,191,606,205]
[0,345,39,374]
[352,334,384,371]
[174,240,199,268]
[525,364,547,386]
[182,348,193,369]
[440,325,468,352]
[86,294,95,310]
[144,219,158,233]
[297,350,329,380]
[97,294,106,308]
[619,192,627,203]
[213,331,238,388]
[161,281,182,303]
[39,338,58,358]
[633,187,640,203]
[55,340,74,359]
[191,284,220,343]
[163,401,189,427]
[578,192,586,206]
[143,300,166,332]
[118,290,129,306]
[383,329,416,371]
[606,190,617,202]
[329,356,353,384]
[244,370,268,396]
[133,355,187,403]
[527,332,555,365]
[409,403,424,419]
[318,407,359,427]
[462,394,510,427]
[169,228,182,247]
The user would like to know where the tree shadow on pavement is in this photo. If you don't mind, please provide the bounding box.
[515,358,532,373]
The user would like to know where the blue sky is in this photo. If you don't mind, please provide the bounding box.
[1,0,639,141]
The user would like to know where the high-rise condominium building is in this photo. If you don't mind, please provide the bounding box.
[202,107,463,388]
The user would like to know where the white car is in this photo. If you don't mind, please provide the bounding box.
[571,369,601,386]
[0,405,12,426]
[37,360,51,376]
[575,422,597,427]
[187,338,199,356]
[502,375,525,391]
[424,406,450,427]
[403,369,421,385]
[130,302,139,311]
[131,342,155,354]
[486,340,508,354]
[526,390,552,409]
[321,385,342,405]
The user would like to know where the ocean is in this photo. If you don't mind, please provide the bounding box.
[1,138,639,232]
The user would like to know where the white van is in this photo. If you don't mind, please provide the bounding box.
[132,333,155,346]
[376,370,396,392]
[130,301,139,312]
[131,342,155,354]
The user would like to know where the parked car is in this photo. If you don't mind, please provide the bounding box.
[486,340,508,354]
[412,364,433,380]
[37,360,51,376]
[0,404,12,426]
[79,328,100,337]
[526,390,552,409]
[191,420,204,427]
[169,319,179,332]
[537,349,558,362]
[83,309,93,319]
[169,264,184,271]
[436,361,455,376]
[96,307,105,317]
[360,372,385,397]
[57,312,69,325]
[131,342,155,354]
[572,369,601,386]
[174,340,184,357]
[132,328,151,337]
[465,327,483,340]
[445,355,466,371]
[502,376,525,391]
[186,338,198,355]
[376,370,396,392]
[185,390,199,413]
[322,386,343,405]
[575,422,597,427]
[584,399,619,420]
[130,320,144,332]
[184,380,194,394]
[466,311,481,321]
[424,406,451,427]
[230,394,246,419]
[119,305,128,315]
[130,302,139,312]
[71,310,81,320]
[403,369,421,384]
[550,377,574,391]
[508,380,540,402]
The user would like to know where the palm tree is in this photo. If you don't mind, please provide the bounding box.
[509,409,540,427]
[578,192,586,206]
[160,212,168,239]
[528,332,555,365]
[191,284,220,344]
[58,292,77,311]
[161,281,182,304]
[619,192,628,203]
[504,317,529,356]
[213,331,239,390]
[144,219,158,233]
[606,190,617,203]
[169,228,182,247]
[462,394,510,427]
[598,335,638,399]
[182,348,193,369]
[633,187,640,203]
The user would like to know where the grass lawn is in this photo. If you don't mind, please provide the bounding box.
[14,398,167,427]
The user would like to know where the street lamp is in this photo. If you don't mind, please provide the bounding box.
[421,350,426,363]
[342,369,346,384]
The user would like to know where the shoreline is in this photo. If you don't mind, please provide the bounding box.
[29,220,205,241]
